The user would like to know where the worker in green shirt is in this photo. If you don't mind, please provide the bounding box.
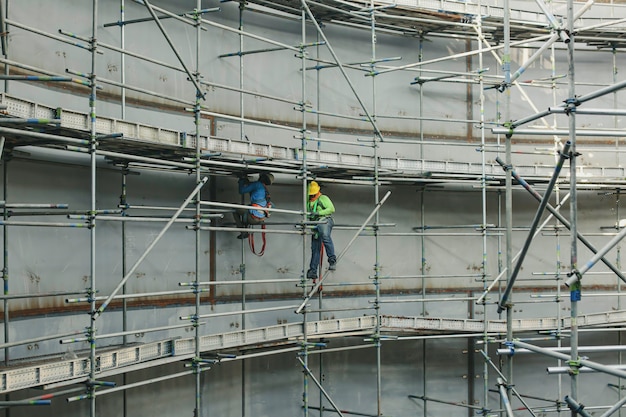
[306,181,336,279]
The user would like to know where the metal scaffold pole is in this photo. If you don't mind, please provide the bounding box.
[121,164,129,417]
[193,3,204,416]
[6,0,626,415]
[475,3,490,413]
[567,0,580,413]
[502,0,514,411]
[300,6,310,417]
[88,1,99,416]
[367,2,383,415]
[238,2,247,414]
[2,152,7,369]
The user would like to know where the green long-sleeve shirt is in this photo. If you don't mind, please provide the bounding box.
[308,194,335,219]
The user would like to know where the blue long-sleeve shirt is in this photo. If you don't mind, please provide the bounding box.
[239,179,270,218]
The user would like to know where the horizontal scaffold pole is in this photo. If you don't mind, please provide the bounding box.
[104,7,218,27]
[66,369,207,402]
[0,330,83,349]
[197,226,303,235]
[0,387,86,410]
[509,79,626,129]
[0,400,50,406]
[493,127,626,137]
[66,289,202,303]
[60,323,202,343]
[513,340,626,379]
[7,19,94,54]
[199,200,304,216]
[0,126,89,145]
[375,34,552,76]
[181,278,300,286]
[96,150,196,170]
[192,304,299,320]
[195,109,303,133]
[498,345,626,355]
[408,395,486,411]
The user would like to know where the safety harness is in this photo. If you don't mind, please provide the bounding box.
[247,184,271,256]
[247,224,267,256]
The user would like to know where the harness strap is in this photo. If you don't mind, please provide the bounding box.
[248,223,267,256]
[251,203,270,219]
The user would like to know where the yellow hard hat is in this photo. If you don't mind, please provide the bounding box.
[308,181,320,195]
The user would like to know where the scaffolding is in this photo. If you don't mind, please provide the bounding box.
[1,0,626,416]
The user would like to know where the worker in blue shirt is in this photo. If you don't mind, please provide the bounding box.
[233,173,274,239]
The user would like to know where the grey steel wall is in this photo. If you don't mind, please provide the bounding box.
[1,1,626,417]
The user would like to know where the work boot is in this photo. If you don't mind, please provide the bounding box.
[328,261,336,271]
[306,269,317,280]
[237,232,249,239]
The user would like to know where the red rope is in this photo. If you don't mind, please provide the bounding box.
[248,224,267,256]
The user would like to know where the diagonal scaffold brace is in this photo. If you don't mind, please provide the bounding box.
[493,157,626,290]
[93,177,208,319]
[495,141,571,313]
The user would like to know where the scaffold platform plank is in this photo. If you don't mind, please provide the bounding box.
[1,93,624,185]
[1,310,625,394]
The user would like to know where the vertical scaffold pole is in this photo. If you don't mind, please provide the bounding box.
[548,25,565,414]
[567,0,580,413]
[237,5,247,417]
[1,0,7,93]
[120,0,126,119]
[367,3,382,416]
[420,188,428,417]
[89,1,99,416]
[417,32,428,417]
[300,6,310,417]
[193,4,203,417]
[502,0,514,408]
[611,53,623,416]
[476,3,490,413]
[314,27,325,417]
[121,165,128,417]
[2,150,8,368]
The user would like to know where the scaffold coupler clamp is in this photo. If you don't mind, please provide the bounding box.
[566,359,582,375]
[496,378,513,390]
[497,300,512,314]
[565,395,593,417]
[494,156,512,174]
[564,96,580,115]
[503,341,515,356]
[496,81,510,93]
[566,269,582,286]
